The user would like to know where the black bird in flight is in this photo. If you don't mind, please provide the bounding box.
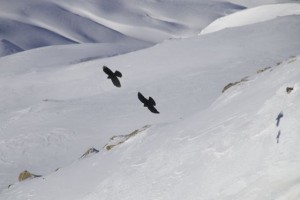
[138,92,160,114]
[103,66,122,87]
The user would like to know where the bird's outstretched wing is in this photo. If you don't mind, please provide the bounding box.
[138,92,147,104]
[114,70,122,78]
[148,97,156,106]
[148,105,160,114]
[111,77,121,87]
[103,66,113,76]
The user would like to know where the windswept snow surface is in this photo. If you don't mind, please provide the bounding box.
[1,1,300,200]
[201,3,300,34]
[1,10,300,199]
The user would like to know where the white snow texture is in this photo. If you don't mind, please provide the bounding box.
[0,0,300,200]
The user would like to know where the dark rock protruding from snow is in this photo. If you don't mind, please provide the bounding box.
[104,125,150,151]
[18,170,42,182]
[222,77,248,93]
[257,66,271,74]
[80,148,100,159]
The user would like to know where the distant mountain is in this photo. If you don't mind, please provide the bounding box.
[0,0,247,57]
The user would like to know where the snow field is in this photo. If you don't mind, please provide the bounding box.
[0,1,300,200]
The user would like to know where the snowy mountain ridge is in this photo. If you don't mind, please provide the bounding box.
[200,3,300,35]
[0,0,246,57]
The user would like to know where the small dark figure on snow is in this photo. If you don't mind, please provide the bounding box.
[276,130,281,143]
[138,92,159,114]
[103,66,122,87]
[276,112,283,127]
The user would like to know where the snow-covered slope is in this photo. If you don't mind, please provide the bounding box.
[227,0,299,7]
[0,0,247,57]
[200,3,300,34]
[1,10,300,199]
[0,41,150,75]
[0,39,24,57]
[1,0,296,57]
[1,1,300,199]
[0,0,147,51]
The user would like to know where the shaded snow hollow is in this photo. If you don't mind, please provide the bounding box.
[0,39,24,57]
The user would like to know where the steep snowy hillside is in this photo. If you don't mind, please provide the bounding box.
[1,1,300,199]
[1,6,300,198]
[1,30,300,200]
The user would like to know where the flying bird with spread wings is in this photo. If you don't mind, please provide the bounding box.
[103,66,122,87]
[138,92,160,114]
